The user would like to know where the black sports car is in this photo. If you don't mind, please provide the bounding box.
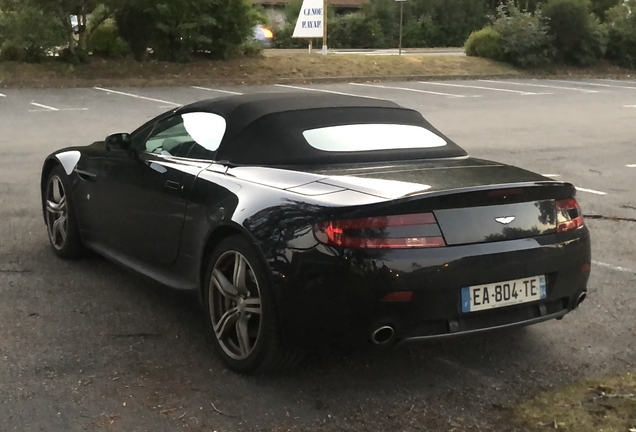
[41,92,591,373]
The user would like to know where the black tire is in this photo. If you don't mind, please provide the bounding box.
[43,166,86,259]
[203,235,303,373]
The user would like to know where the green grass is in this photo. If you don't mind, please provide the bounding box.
[0,53,520,89]
[514,372,636,432]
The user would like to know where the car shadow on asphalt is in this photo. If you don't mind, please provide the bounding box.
[61,249,545,381]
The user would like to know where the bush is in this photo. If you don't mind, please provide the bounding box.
[465,27,504,61]
[604,0,636,68]
[114,0,259,62]
[238,40,263,57]
[0,6,65,63]
[402,14,439,48]
[115,5,155,61]
[492,1,556,68]
[272,24,310,49]
[89,24,129,58]
[543,0,606,65]
[328,12,385,49]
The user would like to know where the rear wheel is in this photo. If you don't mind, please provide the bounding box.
[203,235,303,373]
[44,166,85,259]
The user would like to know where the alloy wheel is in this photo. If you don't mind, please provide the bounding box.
[45,175,69,251]
[209,251,263,360]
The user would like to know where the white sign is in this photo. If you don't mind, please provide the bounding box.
[292,0,324,38]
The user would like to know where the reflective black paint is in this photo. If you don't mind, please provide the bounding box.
[42,145,591,350]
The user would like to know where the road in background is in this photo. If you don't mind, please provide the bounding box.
[0,79,634,431]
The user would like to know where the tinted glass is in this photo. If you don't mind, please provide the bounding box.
[143,112,227,160]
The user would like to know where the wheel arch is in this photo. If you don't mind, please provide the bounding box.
[198,222,271,302]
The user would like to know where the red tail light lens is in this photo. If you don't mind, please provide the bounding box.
[313,212,446,249]
[556,198,584,232]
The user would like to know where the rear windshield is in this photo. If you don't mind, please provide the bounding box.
[303,124,447,152]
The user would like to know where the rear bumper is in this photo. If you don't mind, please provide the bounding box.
[270,228,591,350]
[396,304,569,347]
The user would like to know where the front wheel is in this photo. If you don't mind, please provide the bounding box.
[203,236,303,373]
[44,166,86,259]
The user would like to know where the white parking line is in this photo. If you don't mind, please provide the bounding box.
[553,79,636,90]
[94,87,181,106]
[29,108,90,112]
[592,260,636,274]
[480,79,599,93]
[191,86,243,95]
[30,102,59,111]
[417,81,550,96]
[598,78,636,84]
[349,82,475,98]
[275,84,382,99]
[541,174,560,177]
[576,187,607,195]
[626,164,636,168]
[0,93,5,97]
[625,105,636,108]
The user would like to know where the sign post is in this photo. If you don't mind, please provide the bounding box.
[322,0,328,55]
[396,0,406,56]
[292,0,327,55]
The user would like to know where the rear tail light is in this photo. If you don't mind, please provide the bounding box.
[555,198,584,232]
[313,212,446,249]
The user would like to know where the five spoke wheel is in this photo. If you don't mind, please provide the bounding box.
[46,175,69,250]
[209,251,263,360]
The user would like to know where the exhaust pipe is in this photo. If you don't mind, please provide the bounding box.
[371,325,395,345]
[575,292,587,308]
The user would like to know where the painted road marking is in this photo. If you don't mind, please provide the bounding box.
[0,93,5,97]
[541,174,561,177]
[592,260,636,274]
[598,78,636,84]
[576,187,607,195]
[275,84,382,99]
[29,108,89,112]
[29,102,88,113]
[94,87,181,106]
[554,79,636,90]
[626,164,636,167]
[625,105,636,108]
[480,79,599,93]
[30,102,59,111]
[191,86,243,95]
[349,82,476,98]
[417,81,550,96]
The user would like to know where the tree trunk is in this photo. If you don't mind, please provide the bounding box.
[60,10,77,62]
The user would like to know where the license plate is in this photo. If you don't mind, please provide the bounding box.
[461,275,546,313]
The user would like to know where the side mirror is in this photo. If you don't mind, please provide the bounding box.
[105,133,131,151]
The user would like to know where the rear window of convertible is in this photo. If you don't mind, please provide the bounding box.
[302,124,447,152]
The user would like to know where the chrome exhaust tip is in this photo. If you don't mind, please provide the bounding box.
[371,325,395,345]
[575,292,587,308]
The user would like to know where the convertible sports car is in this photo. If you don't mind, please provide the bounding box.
[41,92,591,373]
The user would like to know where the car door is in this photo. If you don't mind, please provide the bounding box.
[95,111,226,265]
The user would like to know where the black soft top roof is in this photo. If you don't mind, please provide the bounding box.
[177,92,467,166]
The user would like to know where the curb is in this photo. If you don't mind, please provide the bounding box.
[0,71,632,90]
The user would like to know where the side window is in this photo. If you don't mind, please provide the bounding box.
[141,112,226,160]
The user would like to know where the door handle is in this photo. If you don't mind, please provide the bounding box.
[164,180,181,191]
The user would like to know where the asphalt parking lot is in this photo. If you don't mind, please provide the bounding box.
[1,78,635,432]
